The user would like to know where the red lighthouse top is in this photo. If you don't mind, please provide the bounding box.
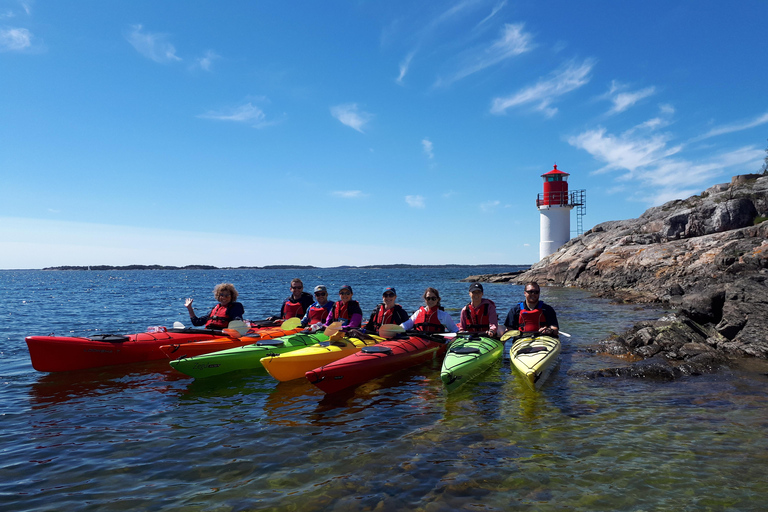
[538,164,570,207]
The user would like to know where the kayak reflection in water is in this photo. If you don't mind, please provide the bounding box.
[458,282,499,337]
[363,287,410,335]
[400,287,458,334]
[503,281,559,337]
[184,282,244,329]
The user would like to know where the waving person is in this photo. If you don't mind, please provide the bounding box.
[185,283,244,330]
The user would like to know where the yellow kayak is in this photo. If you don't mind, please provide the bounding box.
[509,333,561,390]
[261,331,383,382]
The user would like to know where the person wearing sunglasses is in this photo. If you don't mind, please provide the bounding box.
[270,278,314,321]
[364,287,410,335]
[400,287,458,333]
[184,282,244,330]
[458,283,498,337]
[503,281,559,337]
[300,285,335,329]
[324,285,363,328]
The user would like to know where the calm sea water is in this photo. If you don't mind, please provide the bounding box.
[2,268,768,511]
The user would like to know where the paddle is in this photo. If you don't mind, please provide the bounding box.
[173,321,186,329]
[378,323,405,339]
[323,321,344,338]
[500,330,521,342]
[228,320,250,336]
[280,317,302,330]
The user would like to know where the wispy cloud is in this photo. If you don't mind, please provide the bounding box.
[477,0,507,27]
[480,200,500,212]
[126,24,182,63]
[397,51,415,84]
[194,50,219,71]
[198,102,273,128]
[331,190,368,199]
[696,111,768,141]
[0,27,32,51]
[422,138,434,159]
[604,81,656,114]
[330,103,373,133]
[569,117,764,204]
[405,195,426,208]
[438,22,534,86]
[491,58,595,116]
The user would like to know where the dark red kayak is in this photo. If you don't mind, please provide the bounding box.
[305,333,448,394]
[26,327,237,372]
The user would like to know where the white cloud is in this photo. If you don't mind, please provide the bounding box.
[605,81,656,114]
[696,111,768,141]
[491,58,595,116]
[331,190,367,199]
[126,24,182,63]
[405,195,426,208]
[422,138,434,159]
[480,200,500,212]
[477,0,508,27]
[198,102,271,128]
[330,103,373,133]
[569,119,764,204]
[195,50,219,71]
[397,51,415,84]
[438,22,534,86]
[0,27,32,51]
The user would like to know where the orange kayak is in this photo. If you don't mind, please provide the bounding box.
[160,325,304,359]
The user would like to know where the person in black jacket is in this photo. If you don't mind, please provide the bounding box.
[364,287,409,335]
[184,283,244,329]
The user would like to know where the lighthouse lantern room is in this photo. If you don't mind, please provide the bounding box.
[537,165,586,260]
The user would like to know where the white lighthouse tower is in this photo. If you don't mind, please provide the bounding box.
[537,165,585,260]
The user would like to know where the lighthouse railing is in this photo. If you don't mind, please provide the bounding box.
[536,191,569,207]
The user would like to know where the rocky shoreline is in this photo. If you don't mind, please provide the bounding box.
[467,173,768,379]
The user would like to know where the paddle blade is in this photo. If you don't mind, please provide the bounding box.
[222,328,242,338]
[173,321,186,329]
[378,324,405,339]
[228,320,250,336]
[281,317,302,330]
[324,321,344,337]
[500,330,520,342]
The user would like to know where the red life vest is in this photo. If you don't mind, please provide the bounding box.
[282,299,305,320]
[462,302,489,334]
[413,306,446,333]
[205,303,230,329]
[306,303,331,324]
[332,300,359,325]
[518,302,547,333]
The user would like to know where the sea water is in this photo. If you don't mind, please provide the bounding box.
[1,268,767,511]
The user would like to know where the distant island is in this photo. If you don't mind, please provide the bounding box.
[42,263,527,271]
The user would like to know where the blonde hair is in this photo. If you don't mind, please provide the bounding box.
[213,283,238,301]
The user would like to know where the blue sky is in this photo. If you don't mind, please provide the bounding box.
[2,0,767,269]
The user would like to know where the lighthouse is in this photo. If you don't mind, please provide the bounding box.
[536,165,586,260]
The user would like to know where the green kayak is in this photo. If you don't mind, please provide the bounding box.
[440,333,504,392]
[169,331,329,378]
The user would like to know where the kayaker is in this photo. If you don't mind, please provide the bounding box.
[458,283,498,337]
[300,285,335,328]
[400,287,458,333]
[503,281,559,337]
[269,278,314,321]
[184,283,245,329]
[363,287,409,334]
[325,284,363,328]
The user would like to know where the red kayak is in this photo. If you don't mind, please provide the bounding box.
[159,325,304,359]
[26,327,239,372]
[305,333,448,394]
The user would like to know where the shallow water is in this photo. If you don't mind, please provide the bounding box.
[2,268,767,511]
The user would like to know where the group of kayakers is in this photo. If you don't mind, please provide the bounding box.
[184,279,559,337]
